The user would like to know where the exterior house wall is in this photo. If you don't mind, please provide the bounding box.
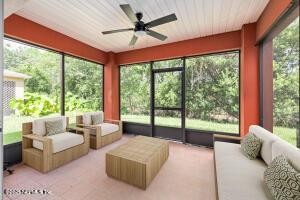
[4,77,24,99]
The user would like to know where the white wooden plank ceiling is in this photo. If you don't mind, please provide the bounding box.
[4,0,31,18]
[8,0,269,53]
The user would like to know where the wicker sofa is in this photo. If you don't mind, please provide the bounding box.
[213,125,300,200]
[76,111,122,149]
[22,116,90,173]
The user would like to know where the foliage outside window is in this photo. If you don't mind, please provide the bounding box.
[153,59,183,128]
[120,63,151,124]
[273,17,299,146]
[153,58,182,69]
[154,70,181,108]
[185,52,240,134]
[65,56,103,125]
[3,39,61,144]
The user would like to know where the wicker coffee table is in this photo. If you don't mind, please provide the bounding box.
[106,136,169,189]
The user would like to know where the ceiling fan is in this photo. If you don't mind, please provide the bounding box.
[102,4,177,46]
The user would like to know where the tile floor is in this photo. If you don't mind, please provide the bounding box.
[3,135,216,200]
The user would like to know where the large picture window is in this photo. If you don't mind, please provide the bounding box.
[120,63,151,124]
[273,16,299,146]
[65,56,103,125]
[185,52,240,134]
[3,39,61,145]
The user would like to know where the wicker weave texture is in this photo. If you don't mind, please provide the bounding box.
[106,136,169,189]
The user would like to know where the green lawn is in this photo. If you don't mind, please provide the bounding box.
[121,115,298,146]
[121,115,239,133]
[3,114,298,146]
[273,126,297,146]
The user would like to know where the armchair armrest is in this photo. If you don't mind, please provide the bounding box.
[76,123,91,128]
[23,134,50,142]
[76,123,99,128]
[75,124,101,137]
[22,134,53,155]
[67,127,85,132]
[104,119,121,125]
[67,127,90,136]
[213,134,243,144]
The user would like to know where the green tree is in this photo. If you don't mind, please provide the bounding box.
[273,17,299,128]
[120,64,150,115]
[4,39,103,116]
[185,53,239,122]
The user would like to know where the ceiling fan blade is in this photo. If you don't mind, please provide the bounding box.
[145,14,177,28]
[102,28,133,35]
[120,4,138,24]
[147,30,167,41]
[129,35,138,46]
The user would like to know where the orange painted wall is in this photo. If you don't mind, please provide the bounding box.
[116,31,241,65]
[4,14,107,64]
[104,52,119,120]
[240,23,260,136]
[256,0,292,42]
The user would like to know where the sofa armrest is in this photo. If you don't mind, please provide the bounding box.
[213,134,243,144]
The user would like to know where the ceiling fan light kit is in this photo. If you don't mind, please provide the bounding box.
[134,30,147,37]
[102,4,177,46]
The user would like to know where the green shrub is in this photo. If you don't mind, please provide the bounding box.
[65,92,98,112]
[9,92,99,117]
[10,92,60,116]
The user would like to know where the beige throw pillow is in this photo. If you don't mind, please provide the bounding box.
[241,132,262,159]
[91,114,102,125]
[45,119,64,136]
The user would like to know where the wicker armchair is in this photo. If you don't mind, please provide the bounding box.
[76,112,122,149]
[22,116,89,173]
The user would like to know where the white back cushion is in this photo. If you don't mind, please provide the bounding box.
[249,125,280,165]
[32,116,67,136]
[272,140,300,171]
[82,111,103,125]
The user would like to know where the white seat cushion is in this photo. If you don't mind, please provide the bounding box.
[32,116,67,136]
[214,142,273,200]
[249,125,280,165]
[83,111,103,125]
[272,139,300,171]
[90,123,119,136]
[33,132,84,153]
